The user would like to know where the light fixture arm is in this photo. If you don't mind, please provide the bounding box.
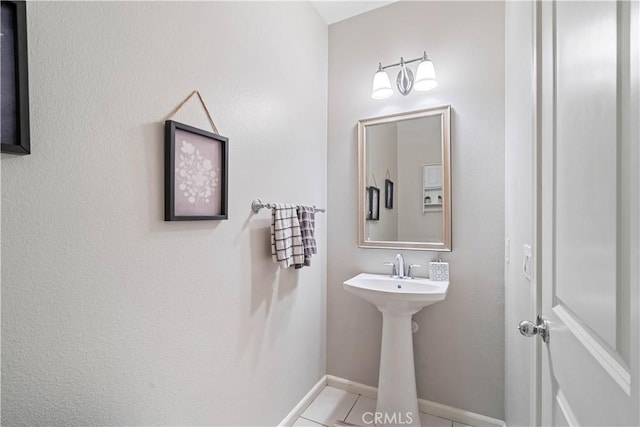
[379,51,429,71]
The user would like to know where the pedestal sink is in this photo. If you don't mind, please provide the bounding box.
[343,273,449,427]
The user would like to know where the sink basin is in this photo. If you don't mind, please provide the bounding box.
[343,273,450,427]
[343,273,449,314]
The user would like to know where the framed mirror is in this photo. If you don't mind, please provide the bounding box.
[358,105,451,251]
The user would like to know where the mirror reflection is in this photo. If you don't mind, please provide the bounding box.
[358,106,451,251]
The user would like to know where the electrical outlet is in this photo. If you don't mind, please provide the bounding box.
[523,244,532,281]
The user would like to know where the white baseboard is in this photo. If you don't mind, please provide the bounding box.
[326,375,506,427]
[326,375,378,400]
[416,399,506,427]
[279,375,328,427]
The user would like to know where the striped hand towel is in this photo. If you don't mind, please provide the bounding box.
[271,204,304,269]
[296,206,317,268]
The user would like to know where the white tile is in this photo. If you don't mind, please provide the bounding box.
[301,386,359,426]
[344,396,377,427]
[293,417,327,427]
[452,423,471,427]
[420,412,452,427]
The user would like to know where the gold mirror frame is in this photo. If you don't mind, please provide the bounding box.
[358,105,451,251]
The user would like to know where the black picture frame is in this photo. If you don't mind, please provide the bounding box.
[385,179,393,209]
[367,186,380,221]
[165,120,228,221]
[1,1,30,155]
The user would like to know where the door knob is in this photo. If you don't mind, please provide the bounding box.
[518,314,550,343]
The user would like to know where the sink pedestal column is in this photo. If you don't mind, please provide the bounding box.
[376,309,421,427]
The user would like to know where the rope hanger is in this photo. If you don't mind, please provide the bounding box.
[166,90,220,135]
[369,174,378,188]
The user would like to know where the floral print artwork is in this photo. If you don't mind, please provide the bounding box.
[176,140,220,205]
[173,129,222,216]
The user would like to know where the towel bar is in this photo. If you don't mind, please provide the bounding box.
[251,199,326,214]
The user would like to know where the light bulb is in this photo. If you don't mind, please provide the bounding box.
[371,65,393,100]
[414,57,437,91]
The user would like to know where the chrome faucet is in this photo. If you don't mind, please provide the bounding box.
[384,253,421,279]
[394,253,405,278]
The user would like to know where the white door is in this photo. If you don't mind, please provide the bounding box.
[537,1,640,426]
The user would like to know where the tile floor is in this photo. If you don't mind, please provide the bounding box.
[293,386,472,427]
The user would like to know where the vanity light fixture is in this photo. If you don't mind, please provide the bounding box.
[371,52,437,100]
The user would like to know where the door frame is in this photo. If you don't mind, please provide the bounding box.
[533,0,542,423]
[504,1,541,425]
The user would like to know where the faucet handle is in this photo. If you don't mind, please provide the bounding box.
[407,264,421,279]
[383,262,398,277]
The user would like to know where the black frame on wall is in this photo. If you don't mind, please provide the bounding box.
[385,179,393,209]
[1,0,30,155]
[367,186,380,221]
[164,120,229,221]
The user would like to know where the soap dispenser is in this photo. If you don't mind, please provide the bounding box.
[429,255,449,281]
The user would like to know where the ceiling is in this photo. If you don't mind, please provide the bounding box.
[311,1,397,25]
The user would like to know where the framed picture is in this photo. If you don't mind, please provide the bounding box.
[385,179,393,209]
[1,0,30,155]
[165,120,228,221]
[367,186,380,221]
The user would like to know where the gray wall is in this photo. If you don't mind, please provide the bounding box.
[396,118,443,243]
[1,2,327,425]
[366,123,399,241]
[327,1,506,420]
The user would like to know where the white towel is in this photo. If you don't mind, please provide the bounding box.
[271,203,304,269]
